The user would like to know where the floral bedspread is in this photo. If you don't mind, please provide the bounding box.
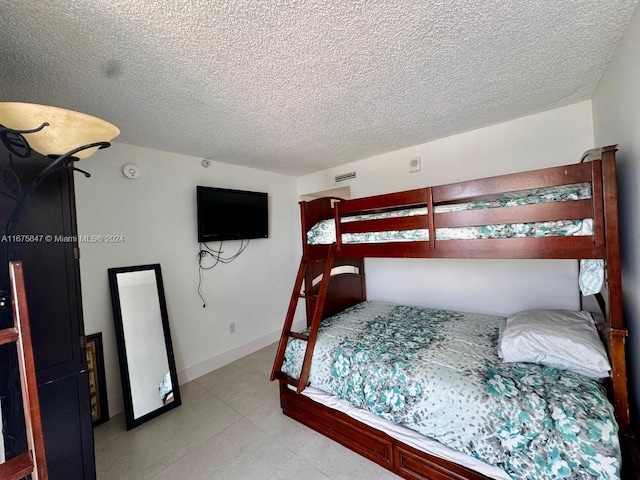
[282,301,620,479]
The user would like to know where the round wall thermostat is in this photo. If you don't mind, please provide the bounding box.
[123,164,140,179]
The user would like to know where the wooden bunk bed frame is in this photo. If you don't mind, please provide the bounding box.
[272,145,639,479]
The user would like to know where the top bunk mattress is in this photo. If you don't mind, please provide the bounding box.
[307,183,593,245]
[282,301,620,480]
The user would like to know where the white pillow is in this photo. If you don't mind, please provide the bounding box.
[498,309,611,379]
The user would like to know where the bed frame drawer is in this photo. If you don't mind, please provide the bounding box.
[394,445,486,480]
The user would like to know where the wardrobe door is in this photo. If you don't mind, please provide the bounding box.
[39,372,95,479]
[0,151,95,479]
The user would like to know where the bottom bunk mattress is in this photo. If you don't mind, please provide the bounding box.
[281,301,620,479]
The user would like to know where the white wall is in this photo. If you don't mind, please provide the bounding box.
[74,143,301,414]
[298,101,594,316]
[592,2,640,431]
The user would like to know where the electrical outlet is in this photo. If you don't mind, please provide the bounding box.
[229,322,236,334]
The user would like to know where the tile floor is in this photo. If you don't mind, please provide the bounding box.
[94,342,401,479]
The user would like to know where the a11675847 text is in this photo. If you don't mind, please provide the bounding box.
[1,234,125,243]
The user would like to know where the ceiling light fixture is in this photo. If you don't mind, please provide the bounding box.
[0,102,119,312]
[0,102,119,234]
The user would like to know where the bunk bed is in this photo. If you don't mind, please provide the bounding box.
[271,145,638,479]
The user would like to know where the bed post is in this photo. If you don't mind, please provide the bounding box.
[599,148,633,436]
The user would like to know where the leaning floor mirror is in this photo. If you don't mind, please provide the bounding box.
[108,264,181,430]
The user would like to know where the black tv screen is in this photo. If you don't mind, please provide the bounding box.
[197,186,268,242]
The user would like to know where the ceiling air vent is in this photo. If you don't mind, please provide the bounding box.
[335,171,356,183]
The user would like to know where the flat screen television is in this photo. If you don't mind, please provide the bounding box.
[197,186,268,242]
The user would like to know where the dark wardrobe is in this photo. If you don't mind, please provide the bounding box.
[0,150,95,479]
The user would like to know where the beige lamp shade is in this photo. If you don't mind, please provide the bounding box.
[0,102,120,159]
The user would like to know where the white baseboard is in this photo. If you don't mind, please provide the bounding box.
[178,318,306,384]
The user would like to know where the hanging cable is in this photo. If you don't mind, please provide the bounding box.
[196,239,250,307]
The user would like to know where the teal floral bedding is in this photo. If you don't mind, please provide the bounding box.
[306,182,593,245]
[282,301,620,479]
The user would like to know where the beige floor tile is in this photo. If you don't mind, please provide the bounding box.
[296,433,402,479]
[205,369,280,416]
[266,455,330,480]
[154,418,296,480]
[96,417,190,480]
[96,390,241,479]
[142,389,243,452]
[179,378,210,403]
[244,391,326,453]
[93,412,128,449]
[96,342,400,479]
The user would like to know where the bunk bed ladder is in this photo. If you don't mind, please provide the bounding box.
[0,261,48,480]
[271,244,336,393]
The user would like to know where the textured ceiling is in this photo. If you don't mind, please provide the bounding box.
[0,1,637,176]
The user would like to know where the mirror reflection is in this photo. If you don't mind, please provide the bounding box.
[108,264,180,429]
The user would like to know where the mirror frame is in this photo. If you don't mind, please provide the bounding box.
[108,263,181,430]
